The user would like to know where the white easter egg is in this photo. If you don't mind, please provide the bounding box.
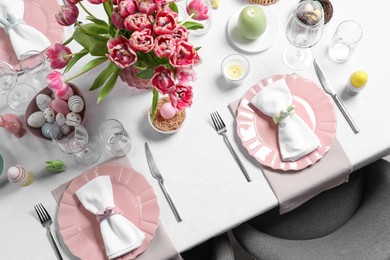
[36,94,52,111]
[55,113,66,126]
[43,108,55,123]
[27,111,46,128]
[66,112,82,125]
[68,95,84,113]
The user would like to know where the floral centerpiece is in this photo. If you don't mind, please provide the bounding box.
[47,0,209,118]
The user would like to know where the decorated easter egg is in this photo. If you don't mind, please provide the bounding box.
[36,94,52,111]
[58,86,74,101]
[68,95,84,113]
[51,98,70,115]
[160,102,177,120]
[43,108,55,123]
[61,124,71,135]
[66,112,82,125]
[41,122,61,139]
[27,111,46,128]
[55,113,66,126]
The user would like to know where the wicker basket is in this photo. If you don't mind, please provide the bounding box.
[249,0,279,5]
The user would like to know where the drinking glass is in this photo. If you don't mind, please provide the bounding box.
[328,20,363,63]
[185,0,212,36]
[98,119,133,157]
[20,50,51,88]
[282,0,324,70]
[0,60,36,112]
[50,121,101,166]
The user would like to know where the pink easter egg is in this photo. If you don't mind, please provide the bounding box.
[160,102,177,120]
[51,99,70,115]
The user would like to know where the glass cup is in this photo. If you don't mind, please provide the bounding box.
[98,119,133,157]
[221,54,250,86]
[328,20,363,63]
[20,50,51,88]
[185,0,212,36]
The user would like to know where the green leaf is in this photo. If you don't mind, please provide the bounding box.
[195,46,201,51]
[62,35,73,46]
[182,21,204,30]
[169,2,178,13]
[89,62,117,91]
[151,88,159,119]
[64,49,89,73]
[103,1,113,18]
[86,16,108,27]
[78,57,107,76]
[97,68,120,104]
[73,29,108,56]
[136,68,154,79]
[80,23,108,35]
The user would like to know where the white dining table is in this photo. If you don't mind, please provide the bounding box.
[1,0,390,259]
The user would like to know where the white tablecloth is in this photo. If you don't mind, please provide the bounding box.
[1,0,390,259]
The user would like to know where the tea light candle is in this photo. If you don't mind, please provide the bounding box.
[221,54,250,86]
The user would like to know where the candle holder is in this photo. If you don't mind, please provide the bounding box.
[221,54,250,86]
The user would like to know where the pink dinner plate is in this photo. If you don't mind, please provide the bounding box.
[236,74,337,171]
[58,164,160,260]
[0,0,63,70]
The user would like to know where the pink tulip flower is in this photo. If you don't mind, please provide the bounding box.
[47,43,72,69]
[176,67,196,82]
[47,71,69,98]
[153,34,176,58]
[172,25,189,42]
[67,0,82,4]
[117,0,136,17]
[169,83,193,111]
[111,9,126,30]
[186,0,209,21]
[106,36,137,69]
[55,4,79,26]
[151,66,175,95]
[169,40,200,68]
[153,10,177,35]
[124,13,152,31]
[129,29,154,52]
[135,0,157,15]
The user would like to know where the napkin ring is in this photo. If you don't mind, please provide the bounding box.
[272,105,295,124]
[96,206,122,223]
[0,13,25,34]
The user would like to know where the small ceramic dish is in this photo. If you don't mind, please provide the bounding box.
[148,98,186,135]
[24,83,86,140]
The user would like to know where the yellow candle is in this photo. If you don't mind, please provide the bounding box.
[226,64,243,79]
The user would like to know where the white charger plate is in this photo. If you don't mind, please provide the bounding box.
[227,7,279,54]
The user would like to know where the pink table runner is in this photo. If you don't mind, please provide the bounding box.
[229,99,352,214]
[52,157,182,260]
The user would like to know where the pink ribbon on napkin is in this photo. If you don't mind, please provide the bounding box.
[96,206,122,223]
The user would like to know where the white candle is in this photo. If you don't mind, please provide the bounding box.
[221,54,250,86]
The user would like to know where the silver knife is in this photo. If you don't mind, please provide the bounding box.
[313,59,360,134]
[145,142,183,222]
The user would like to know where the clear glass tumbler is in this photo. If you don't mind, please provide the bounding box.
[98,119,133,157]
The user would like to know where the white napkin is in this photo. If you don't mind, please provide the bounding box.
[75,176,145,259]
[250,79,320,161]
[0,0,50,59]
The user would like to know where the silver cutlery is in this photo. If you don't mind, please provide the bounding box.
[313,59,360,134]
[210,111,251,182]
[145,142,183,222]
[34,203,63,260]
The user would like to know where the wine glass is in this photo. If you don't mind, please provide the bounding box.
[20,50,51,88]
[50,121,101,166]
[0,60,36,112]
[282,0,324,70]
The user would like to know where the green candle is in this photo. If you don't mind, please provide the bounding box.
[238,5,267,40]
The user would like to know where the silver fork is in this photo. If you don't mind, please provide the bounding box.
[210,111,251,182]
[34,203,63,260]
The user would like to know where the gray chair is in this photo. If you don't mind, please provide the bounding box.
[181,232,235,260]
[233,159,390,260]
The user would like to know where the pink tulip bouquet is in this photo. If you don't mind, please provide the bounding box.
[46,0,208,118]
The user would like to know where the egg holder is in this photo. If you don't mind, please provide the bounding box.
[147,97,186,135]
[24,83,86,140]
